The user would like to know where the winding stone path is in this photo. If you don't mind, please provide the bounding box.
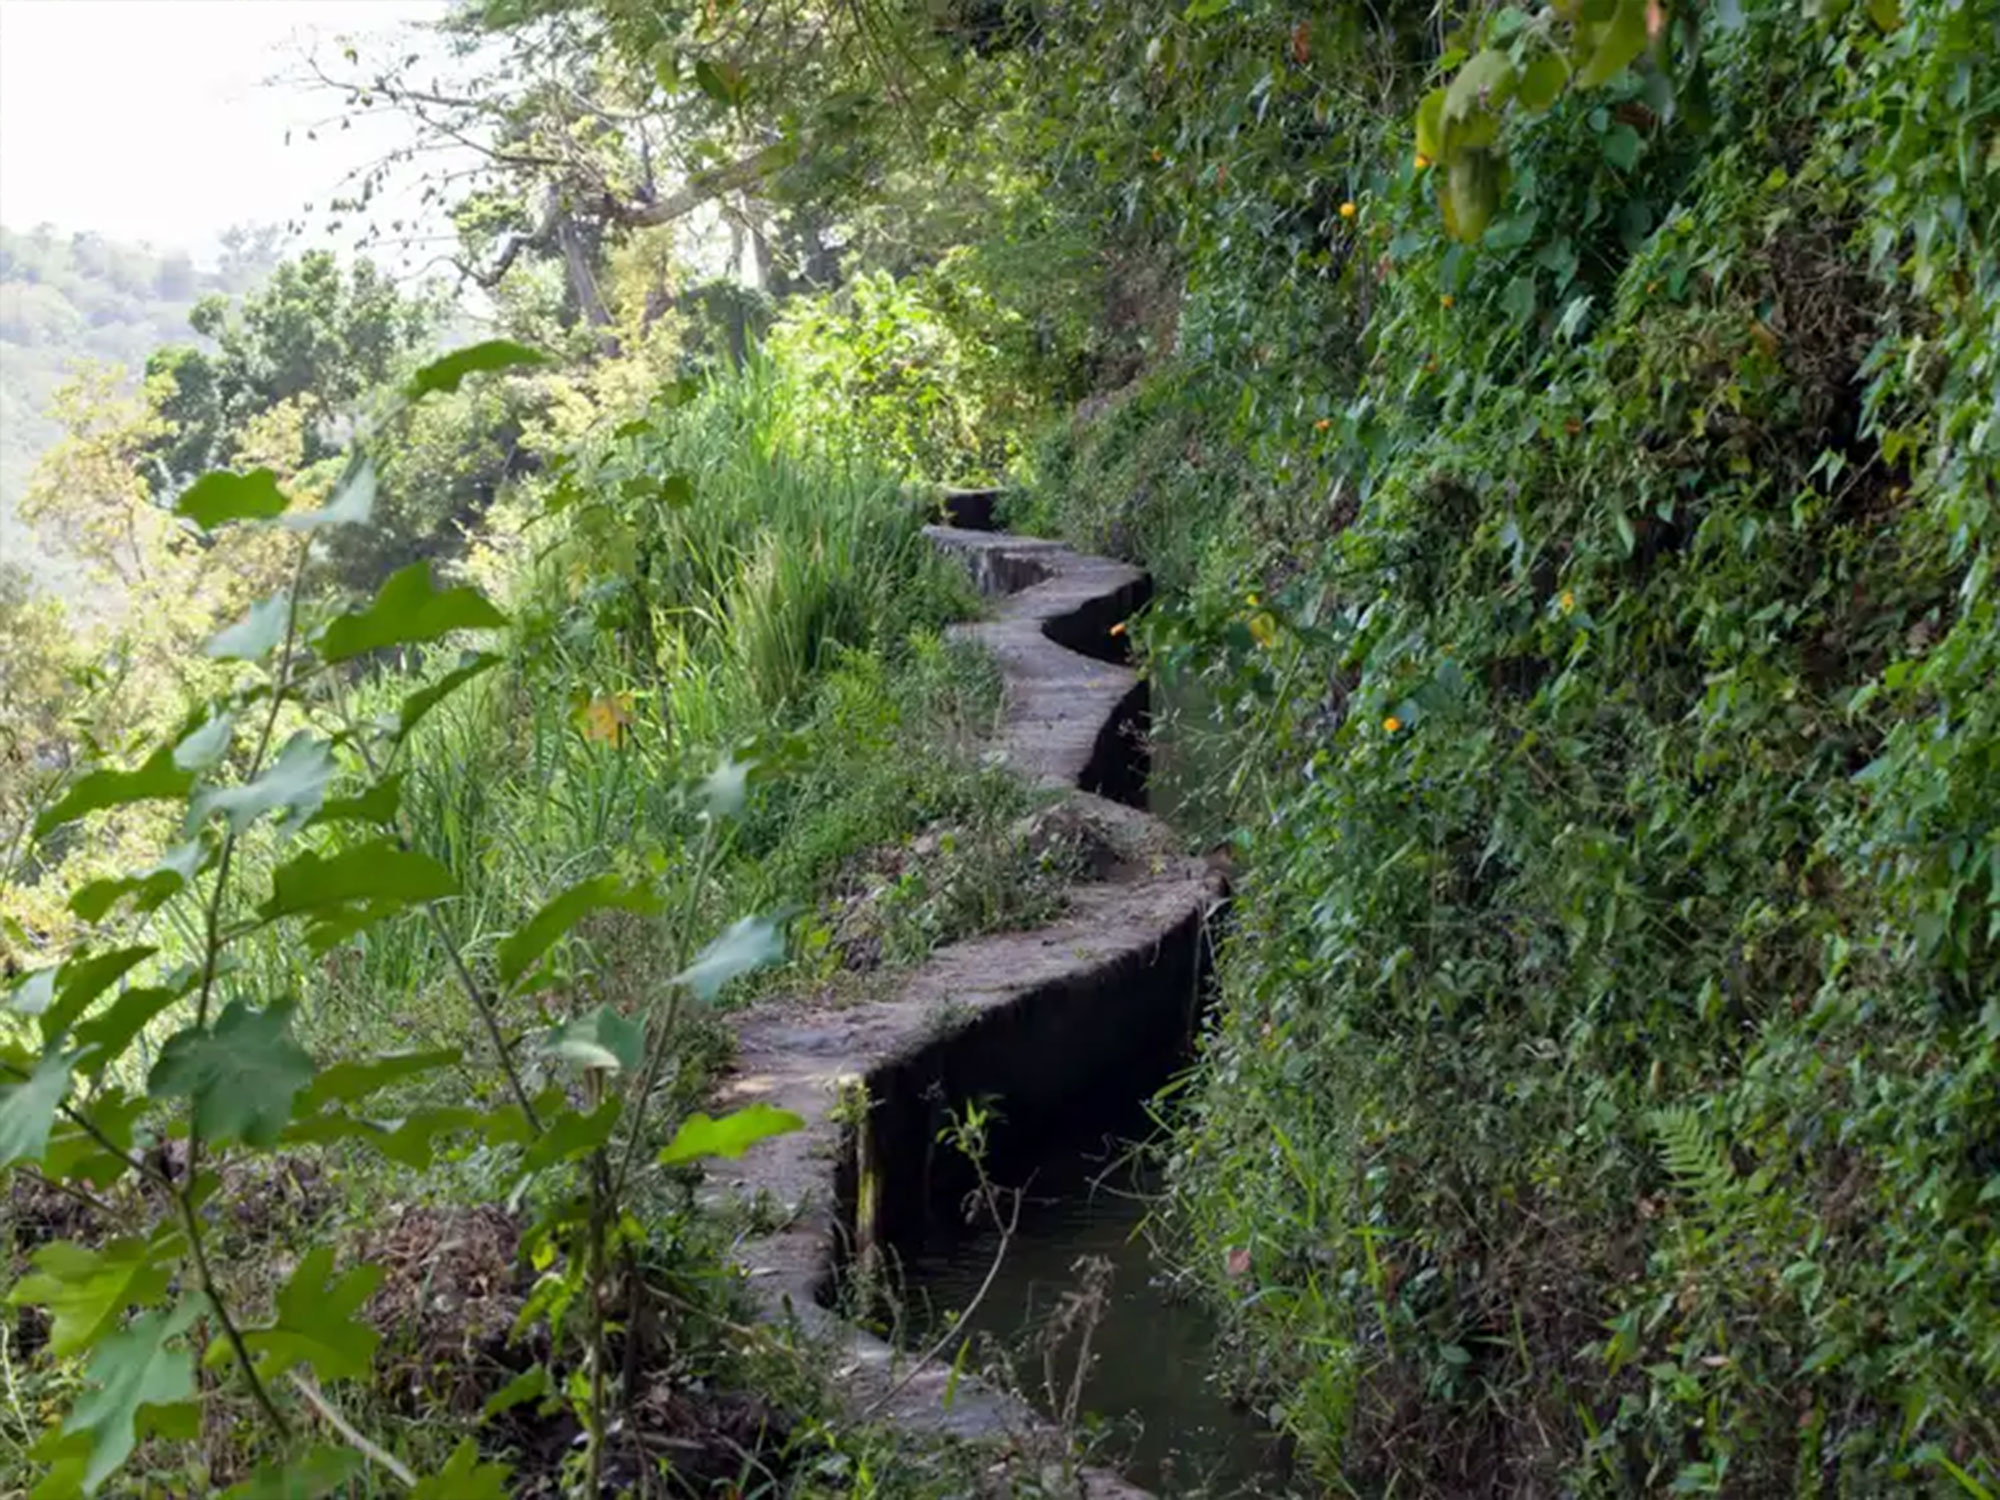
[710,497,1225,1496]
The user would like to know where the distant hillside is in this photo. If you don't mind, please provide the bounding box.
[0,223,281,585]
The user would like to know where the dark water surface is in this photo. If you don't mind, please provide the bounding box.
[896,1128,1292,1497]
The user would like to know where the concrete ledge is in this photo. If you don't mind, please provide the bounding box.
[712,524,1223,1497]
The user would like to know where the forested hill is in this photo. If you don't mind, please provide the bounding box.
[0,223,281,582]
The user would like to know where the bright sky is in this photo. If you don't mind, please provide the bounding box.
[0,0,450,263]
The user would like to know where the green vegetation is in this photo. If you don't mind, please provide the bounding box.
[5,0,1999,1490]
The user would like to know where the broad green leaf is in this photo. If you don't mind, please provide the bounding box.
[277,456,375,531]
[304,773,403,829]
[672,916,784,1002]
[1866,0,1900,27]
[6,967,55,1017]
[1517,51,1569,111]
[42,1089,146,1188]
[1443,148,1506,242]
[172,712,234,772]
[194,733,335,835]
[147,999,314,1148]
[297,1047,460,1113]
[218,1449,364,1500]
[68,843,199,922]
[410,1439,511,1500]
[72,985,188,1073]
[174,469,288,528]
[480,1365,549,1420]
[35,747,193,839]
[0,1049,77,1166]
[498,874,661,989]
[317,562,507,663]
[1575,0,1649,87]
[226,1246,382,1383]
[284,1104,477,1169]
[539,1006,644,1073]
[660,472,694,508]
[398,652,501,738]
[407,340,546,398]
[8,1233,180,1357]
[205,593,290,661]
[1444,49,1515,123]
[701,754,752,818]
[261,839,457,921]
[1414,87,1447,162]
[39,1301,198,1496]
[521,1098,621,1171]
[658,1103,805,1165]
[36,946,156,1044]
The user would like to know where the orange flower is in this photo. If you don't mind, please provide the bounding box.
[579,693,634,747]
[1314,417,1332,432]
[1290,20,1310,63]
[1415,152,1432,170]
[1109,621,1128,637]
[1560,589,1577,615]
[1382,715,1403,733]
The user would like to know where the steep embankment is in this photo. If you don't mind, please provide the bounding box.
[710,495,1224,1493]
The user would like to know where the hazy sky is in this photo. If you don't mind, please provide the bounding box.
[0,0,449,261]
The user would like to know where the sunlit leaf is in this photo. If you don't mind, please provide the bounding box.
[657,1103,804,1165]
[8,1233,181,1358]
[172,712,234,772]
[260,839,457,921]
[35,946,156,1044]
[147,999,314,1148]
[1517,51,1569,111]
[69,843,198,920]
[409,1439,511,1500]
[0,1049,77,1167]
[672,916,784,1002]
[277,456,375,531]
[304,774,404,829]
[407,339,547,398]
[174,468,288,528]
[206,593,291,661]
[35,747,194,839]
[1575,0,1649,87]
[193,733,335,835]
[35,1301,198,1496]
[498,874,660,990]
[225,1246,383,1383]
[539,1006,644,1073]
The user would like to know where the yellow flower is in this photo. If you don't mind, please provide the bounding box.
[1339,200,1357,219]
[1415,153,1432,170]
[1440,293,1455,309]
[578,693,634,747]
[1382,715,1403,733]
[1248,611,1277,648]
[1560,589,1576,615]
[1246,592,1260,607]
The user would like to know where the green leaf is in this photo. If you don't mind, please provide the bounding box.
[1575,0,1649,88]
[498,874,661,990]
[1444,49,1515,123]
[147,999,314,1148]
[539,1006,644,1073]
[658,1103,804,1165]
[0,1049,77,1167]
[68,842,202,924]
[1442,148,1506,242]
[1602,121,1641,171]
[9,1233,181,1358]
[283,1103,485,1170]
[218,1449,365,1500]
[205,592,291,661]
[1517,51,1569,111]
[39,1301,198,1496]
[229,1246,383,1383]
[72,985,188,1074]
[318,562,507,663]
[35,946,157,1044]
[297,1047,460,1114]
[522,1098,621,1171]
[277,456,375,531]
[174,469,288,528]
[407,340,547,398]
[194,733,335,835]
[172,712,234,771]
[672,916,784,1001]
[261,839,457,921]
[410,1439,511,1500]
[397,652,501,738]
[694,58,744,107]
[304,774,404,829]
[480,1364,550,1421]
[659,472,694,507]
[41,1089,146,1188]
[1866,0,1900,28]
[35,747,194,839]
[1414,87,1447,162]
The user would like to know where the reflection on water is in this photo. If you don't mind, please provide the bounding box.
[896,1131,1293,1497]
